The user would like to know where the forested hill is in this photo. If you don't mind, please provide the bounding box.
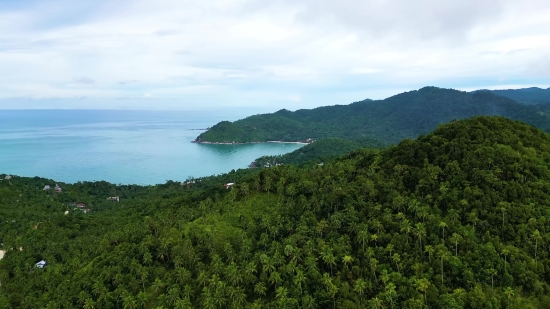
[485,87,550,105]
[254,137,385,167]
[196,86,550,144]
[3,116,550,308]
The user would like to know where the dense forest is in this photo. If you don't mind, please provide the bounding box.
[254,138,385,167]
[196,87,550,144]
[485,88,550,105]
[2,116,550,308]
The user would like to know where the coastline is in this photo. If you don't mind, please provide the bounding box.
[193,140,309,145]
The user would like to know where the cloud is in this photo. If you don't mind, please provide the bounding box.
[0,0,549,110]
[73,76,95,84]
[118,79,139,85]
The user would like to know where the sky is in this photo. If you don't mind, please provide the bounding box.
[0,0,549,111]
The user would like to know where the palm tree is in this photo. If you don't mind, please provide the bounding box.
[415,278,430,305]
[504,287,514,308]
[369,297,384,309]
[83,298,96,309]
[294,270,306,297]
[400,219,412,245]
[371,234,378,247]
[384,283,397,309]
[254,282,266,297]
[123,296,137,309]
[354,278,367,306]
[368,257,378,281]
[533,229,541,267]
[449,233,463,256]
[424,245,434,263]
[439,221,448,243]
[488,268,497,291]
[357,227,369,250]
[322,251,337,275]
[467,211,479,233]
[322,273,338,308]
[269,271,283,289]
[342,255,353,269]
[436,244,450,286]
[392,253,401,273]
[501,248,510,273]
[386,244,394,258]
[414,223,426,254]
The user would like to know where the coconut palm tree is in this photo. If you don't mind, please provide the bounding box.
[415,278,430,305]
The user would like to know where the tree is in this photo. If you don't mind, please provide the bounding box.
[486,268,497,291]
[501,248,510,273]
[254,282,266,297]
[532,229,541,267]
[449,233,462,256]
[436,244,450,286]
[322,273,338,309]
[414,223,426,254]
[357,226,369,250]
[369,297,384,309]
[392,253,401,273]
[504,287,514,308]
[384,283,397,309]
[415,278,430,305]
[439,221,448,243]
[294,270,306,297]
[83,298,96,309]
[370,258,379,281]
[354,278,367,306]
[424,245,434,263]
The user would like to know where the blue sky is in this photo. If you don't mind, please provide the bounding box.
[0,0,549,111]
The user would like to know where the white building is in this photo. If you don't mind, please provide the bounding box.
[35,260,46,268]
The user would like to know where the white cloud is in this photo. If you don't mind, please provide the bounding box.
[0,0,549,110]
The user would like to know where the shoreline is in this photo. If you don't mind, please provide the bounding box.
[193,140,310,145]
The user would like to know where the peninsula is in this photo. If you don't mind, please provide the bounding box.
[195,86,550,144]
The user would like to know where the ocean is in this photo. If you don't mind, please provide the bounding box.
[0,110,303,185]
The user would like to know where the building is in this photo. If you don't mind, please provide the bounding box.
[4,175,12,180]
[76,203,86,208]
[36,260,46,268]
[107,196,120,202]
[43,185,51,191]
[54,184,62,193]
[225,183,234,189]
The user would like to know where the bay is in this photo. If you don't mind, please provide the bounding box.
[0,110,303,185]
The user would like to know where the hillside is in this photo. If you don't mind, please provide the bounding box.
[254,137,385,167]
[486,87,550,105]
[2,117,550,308]
[196,86,550,144]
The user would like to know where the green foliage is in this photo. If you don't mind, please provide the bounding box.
[2,116,550,308]
[486,87,550,105]
[198,87,550,144]
[255,137,385,167]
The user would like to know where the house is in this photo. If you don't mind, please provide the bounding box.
[35,260,46,269]
[224,183,234,189]
[4,175,12,180]
[76,203,86,208]
[43,185,51,191]
[107,196,120,202]
[83,208,91,214]
[54,184,62,193]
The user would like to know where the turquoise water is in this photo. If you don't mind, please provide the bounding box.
[0,110,303,185]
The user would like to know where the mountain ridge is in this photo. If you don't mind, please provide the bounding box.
[197,86,550,144]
